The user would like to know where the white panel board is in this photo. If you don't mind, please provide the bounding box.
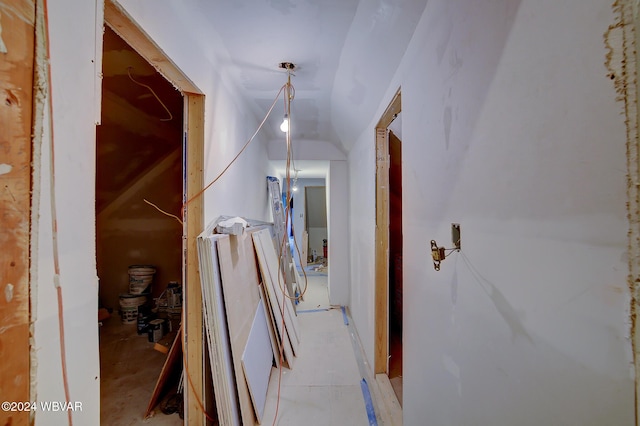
[242,299,273,423]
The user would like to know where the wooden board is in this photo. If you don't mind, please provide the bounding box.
[145,327,183,418]
[217,231,262,426]
[241,299,273,423]
[197,233,240,425]
[0,2,35,425]
[375,127,390,374]
[374,90,401,375]
[252,229,300,357]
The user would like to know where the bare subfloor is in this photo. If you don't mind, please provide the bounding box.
[100,317,182,425]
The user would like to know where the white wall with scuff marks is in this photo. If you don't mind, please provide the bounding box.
[348,0,635,424]
[33,1,102,424]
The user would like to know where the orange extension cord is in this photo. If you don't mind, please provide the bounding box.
[42,1,73,424]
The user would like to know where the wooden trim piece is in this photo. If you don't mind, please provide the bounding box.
[104,0,202,95]
[377,89,401,129]
[185,94,205,425]
[375,373,403,426]
[374,127,390,374]
[145,327,183,418]
[374,88,401,375]
[0,1,35,425]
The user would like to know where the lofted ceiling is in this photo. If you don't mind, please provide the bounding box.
[180,0,428,152]
[98,0,428,184]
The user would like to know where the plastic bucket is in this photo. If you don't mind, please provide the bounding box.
[128,265,156,295]
[119,293,148,324]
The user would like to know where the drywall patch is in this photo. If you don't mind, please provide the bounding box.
[0,11,7,53]
[604,0,640,420]
[0,163,12,175]
[5,283,14,303]
[442,354,462,396]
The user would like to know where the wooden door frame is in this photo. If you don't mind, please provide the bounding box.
[374,89,401,374]
[103,2,205,424]
[0,2,36,425]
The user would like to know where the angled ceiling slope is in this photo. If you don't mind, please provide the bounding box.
[176,0,427,153]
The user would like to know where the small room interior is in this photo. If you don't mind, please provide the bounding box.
[96,25,186,423]
[9,1,640,425]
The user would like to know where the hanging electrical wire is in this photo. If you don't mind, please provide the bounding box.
[127,67,173,121]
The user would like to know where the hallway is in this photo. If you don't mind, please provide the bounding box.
[10,1,638,425]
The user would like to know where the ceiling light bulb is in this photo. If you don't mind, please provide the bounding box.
[292,185,298,192]
[280,114,289,133]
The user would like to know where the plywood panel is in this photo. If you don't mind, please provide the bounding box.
[217,231,262,426]
[0,2,35,425]
[145,327,182,418]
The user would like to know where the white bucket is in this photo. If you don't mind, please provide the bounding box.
[128,265,156,295]
[119,293,148,324]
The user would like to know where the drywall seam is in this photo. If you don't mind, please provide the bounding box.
[29,0,46,414]
[605,0,640,422]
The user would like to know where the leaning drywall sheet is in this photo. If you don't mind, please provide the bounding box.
[197,232,240,426]
[217,231,262,426]
[260,284,281,368]
[252,229,301,358]
[242,298,273,423]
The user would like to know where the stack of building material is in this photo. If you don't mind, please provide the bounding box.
[197,221,301,425]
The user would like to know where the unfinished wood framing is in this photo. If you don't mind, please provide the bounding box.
[104,2,205,424]
[0,2,35,425]
[374,89,401,374]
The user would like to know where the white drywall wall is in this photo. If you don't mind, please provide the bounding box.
[32,1,277,424]
[118,0,274,224]
[268,138,347,161]
[348,0,635,425]
[327,161,349,306]
[33,1,102,424]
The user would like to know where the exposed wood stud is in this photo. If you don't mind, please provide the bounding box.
[0,1,35,425]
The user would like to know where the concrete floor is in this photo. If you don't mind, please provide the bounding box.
[100,274,377,425]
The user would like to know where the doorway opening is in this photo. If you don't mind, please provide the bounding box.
[388,121,403,405]
[100,1,205,423]
[304,185,328,272]
[374,89,403,407]
[96,24,185,423]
